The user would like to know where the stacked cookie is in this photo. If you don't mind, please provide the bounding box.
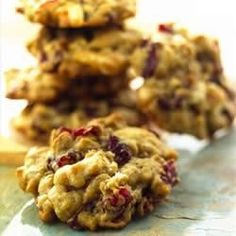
[5,0,236,143]
[5,0,145,142]
[129,23,236,139]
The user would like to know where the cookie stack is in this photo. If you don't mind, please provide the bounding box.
[5,0,144,143]
[5,2,236,143]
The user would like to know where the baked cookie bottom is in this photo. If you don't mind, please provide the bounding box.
[17,0,136,28]
[16,114,178,230]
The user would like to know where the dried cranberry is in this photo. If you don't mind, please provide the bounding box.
[72,126,100,137]
[142,196,155,214]
[158,24,173,34]
[118,187,133,204]
[158,97,171,111]
[142,43,157,78]
[107,187,133,208]
[107,135,119,150]
[109,195,119,207]
[172,96,184,109]
[161,160,178,187]
[57,152,77,167]
[107,136,131,165]
[58,126,100,138]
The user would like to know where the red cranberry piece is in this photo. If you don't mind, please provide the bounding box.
[158,24,173,34]
[142,43,157,78]
[57,152,77,168]
[142,197,155,214]
[109,195,119,207]
[72,126,100,138]
[58,126,100,139]
[158,97,171,111]
[107,135,119,150]
[107,136,131,165]
[107,187,133,208]
[118,187,133,204]
[161,160,178,187]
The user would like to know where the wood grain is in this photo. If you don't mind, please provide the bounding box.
[0,136,27,166]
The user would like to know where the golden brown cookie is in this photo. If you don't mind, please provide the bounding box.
[12,90,146,142]
[28,26,142,78]
[5,67,129,103]
[17,0,136,28]
[17,114,178,230]
[130,23,236,139]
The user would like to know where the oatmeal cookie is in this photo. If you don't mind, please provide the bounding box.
[5,67,129,102]
[11,100,107,142]
[28,26,142,78]
[129,23,222,80]
[5,68,69,103]
[17,0,136,28]
[130,23,236,138]
[12,92,145,142]
[137,76,236,139]
[16,114,178,230]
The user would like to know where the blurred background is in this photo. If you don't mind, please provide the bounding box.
[1,0,236,135]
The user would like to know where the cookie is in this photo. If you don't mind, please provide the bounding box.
[129,23,236,138]
[16,114,178,230]
[11,100,107,142]
[5,68,69,103]
[129,23,222,80]
[12,91,145,142]
[137,76,236,139]
[17,0,136,28]
[5,67,129,103]
[28,26,142,78]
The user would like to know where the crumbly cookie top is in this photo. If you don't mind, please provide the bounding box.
[17,114,178,230]
[17,0,136,28]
